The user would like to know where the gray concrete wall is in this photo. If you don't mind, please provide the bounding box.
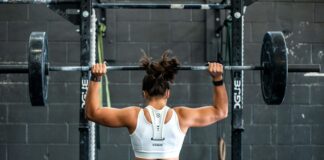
[0,0,323,160]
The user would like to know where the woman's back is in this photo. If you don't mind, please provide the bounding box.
[130,106,185,160]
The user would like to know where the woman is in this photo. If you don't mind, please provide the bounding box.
[85,53,228,160]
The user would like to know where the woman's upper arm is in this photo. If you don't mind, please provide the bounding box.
[175,106,227,128]
[89,106,139,128]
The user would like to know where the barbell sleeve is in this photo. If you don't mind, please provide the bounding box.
[287,64,321,73]
[0,0,75,4]
[0,64,28,73]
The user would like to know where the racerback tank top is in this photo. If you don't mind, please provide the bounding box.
[130,106,186,159]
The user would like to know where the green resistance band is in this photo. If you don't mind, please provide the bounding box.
[97,23,111,108]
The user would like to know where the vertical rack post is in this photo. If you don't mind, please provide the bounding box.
[79,0,93,160]
[205,2,222,61]
[230,0,244,160]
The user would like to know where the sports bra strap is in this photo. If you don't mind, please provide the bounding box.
[146,106,170,141]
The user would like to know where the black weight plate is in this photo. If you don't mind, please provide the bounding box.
[28,32,49,106]
[261,32,288,105]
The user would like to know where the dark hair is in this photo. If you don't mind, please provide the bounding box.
[140,50,180,98]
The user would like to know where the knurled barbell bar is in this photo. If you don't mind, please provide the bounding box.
[0,63,319,72]
[0,32,321,106]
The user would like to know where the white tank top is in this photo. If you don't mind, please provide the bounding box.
[130,106,186,159]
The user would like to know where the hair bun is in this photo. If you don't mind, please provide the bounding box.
[159,50,179,82]
[140,50,179,82]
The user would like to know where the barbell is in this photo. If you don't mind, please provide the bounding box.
[0,32,321,106]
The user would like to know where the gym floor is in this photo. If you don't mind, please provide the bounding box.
[0,0,324,160]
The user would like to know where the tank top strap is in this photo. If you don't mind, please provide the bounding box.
[137,109,144,122]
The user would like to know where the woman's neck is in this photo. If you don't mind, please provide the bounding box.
[147,98,167,110]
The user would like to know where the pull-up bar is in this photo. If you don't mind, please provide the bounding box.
[0,0,230,10]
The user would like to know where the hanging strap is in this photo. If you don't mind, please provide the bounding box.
[146,106,169,141]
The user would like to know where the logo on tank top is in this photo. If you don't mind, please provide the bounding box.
[151,137,165,147]
[152,143,163,147]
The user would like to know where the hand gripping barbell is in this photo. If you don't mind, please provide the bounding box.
[0,32,321,106]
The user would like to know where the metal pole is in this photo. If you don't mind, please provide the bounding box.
[0,0,73,4]
[231,0,244,159]
[92,3,230,10]
[0,64,321,73]
[48,64,321,72]
[287,64,321,73]
[0,65,29,73]
[48,65,264,71]
[79,0,92,159]
[0,0,231,10]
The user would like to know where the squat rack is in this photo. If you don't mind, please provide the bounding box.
[0,0,254,160]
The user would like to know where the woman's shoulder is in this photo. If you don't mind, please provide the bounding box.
[171,106,188,116]
[124,106,142,113]
[172,106,188,111]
